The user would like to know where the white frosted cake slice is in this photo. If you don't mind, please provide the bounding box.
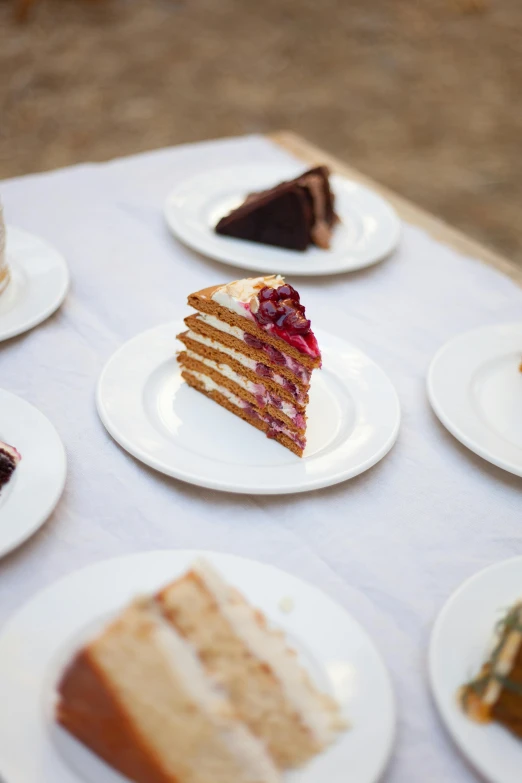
[56,560,347,781]
[177,276,322,457]
[157,559,346,768]
[0,205,10,296]
[57,598,280,783]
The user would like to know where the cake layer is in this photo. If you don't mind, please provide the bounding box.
[178,355,306,434]
[181,371,305,456]
[157,562,345,768]
[185,314,311,389]
[57,600,280,783]
[188,287,320,370]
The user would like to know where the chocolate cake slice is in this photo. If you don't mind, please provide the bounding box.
[215,166,338,252]
[0,441,21,492]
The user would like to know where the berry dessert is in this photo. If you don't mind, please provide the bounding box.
[215,166,338,251]
[56,559,346,783]
[0,204,10,296]
[177,275,321,457]
[0,440,21,492]
[459,601,522,738]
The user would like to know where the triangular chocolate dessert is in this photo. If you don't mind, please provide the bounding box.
[215,166,338,252]
[216,182,312,251]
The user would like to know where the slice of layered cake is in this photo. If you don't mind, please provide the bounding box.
[157,559,346,768]
[177,275,321,456]
[0,441,21,492]
[57,598,280,783]
[0,205,10,296]
[215,166,338,251]
[56,559,347,783]
[459,601,522,737]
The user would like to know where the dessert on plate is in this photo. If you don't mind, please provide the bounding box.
[459,600,522,737]
[215,166,338,251]
[177,275,322,457]
[56,559,346,783]
[0,440,21,492]
[157,559,344,768]
[0,204,10,296]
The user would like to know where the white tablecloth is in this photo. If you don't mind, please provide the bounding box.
[1,135,521,782]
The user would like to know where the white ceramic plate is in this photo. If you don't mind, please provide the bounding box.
[427,323,522,476]
[164,164,401,276]
[0,226,69,341]
[0,389,66,557]
[0,549,396,783]
[96,321,400,494]
[430,556,522,783]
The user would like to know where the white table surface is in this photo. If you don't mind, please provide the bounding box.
[0,134,521,783]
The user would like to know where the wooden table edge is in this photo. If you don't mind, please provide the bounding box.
[269,130,522,287]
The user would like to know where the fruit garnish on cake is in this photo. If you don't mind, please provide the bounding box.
[215,166,338,251]
[177,275,321,457]
[0,204,10,297]
[56,558,347,783]
[0,441,21,492]
[459,601,522,736]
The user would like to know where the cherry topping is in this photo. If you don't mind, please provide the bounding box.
[256,300,279,325]
[258,286,279,302]
[251,283,320,359]
[276,284,300,302]
[284,311,311,334]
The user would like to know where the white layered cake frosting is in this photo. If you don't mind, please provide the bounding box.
[0,205,10,296]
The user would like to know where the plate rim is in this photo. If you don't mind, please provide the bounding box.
[163,164,401,276]
[1,225,70,342]
[96,320,401,495]
[428,556,522,783]
[427,322,522,477]
[0,548,397,783]
[0,388,67,557]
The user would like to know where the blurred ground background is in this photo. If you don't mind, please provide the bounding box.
[0,0,521,264]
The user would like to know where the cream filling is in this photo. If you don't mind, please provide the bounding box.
[192,559,343,747]
[211,275,284,317]
[195,314,311,382]
[184,348,298,419]
[184,370,303,445]
[152,609,280,783]
[199,312,255,342]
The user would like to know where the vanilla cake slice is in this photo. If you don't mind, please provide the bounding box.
[157,559,346,768]
[177,275,322,457]
[57,598,280,783]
